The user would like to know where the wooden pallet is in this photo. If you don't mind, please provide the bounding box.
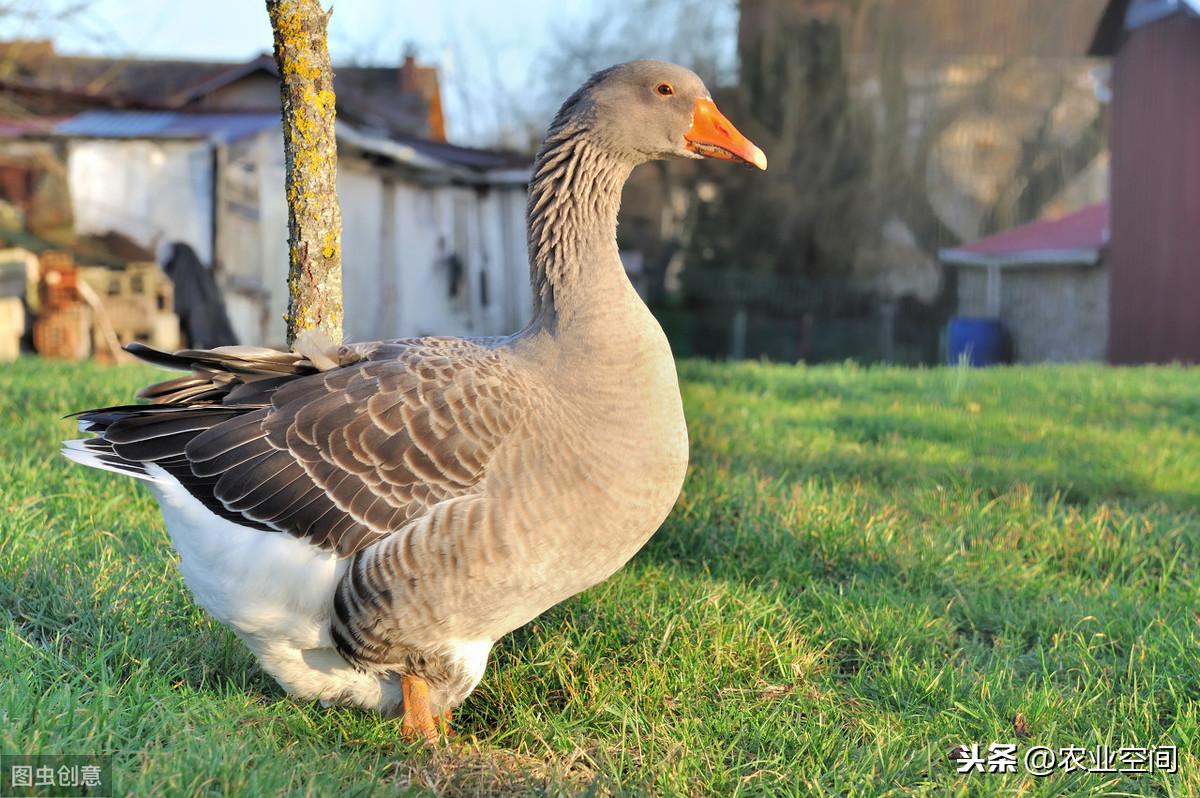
[81,264,180,352]
[81,262,173,313]
[94,312,181,356]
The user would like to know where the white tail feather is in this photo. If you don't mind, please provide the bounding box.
[60,440,173,484]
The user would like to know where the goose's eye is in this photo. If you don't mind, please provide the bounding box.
[656,83,673,96]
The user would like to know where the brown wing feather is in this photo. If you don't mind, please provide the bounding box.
[81,338,537,558]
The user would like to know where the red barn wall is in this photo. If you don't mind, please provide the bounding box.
[1107,13,1200,364]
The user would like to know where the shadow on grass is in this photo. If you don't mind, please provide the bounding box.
[635,503,1200,705]
[680,359,1200,512]
[685,391,1200,514]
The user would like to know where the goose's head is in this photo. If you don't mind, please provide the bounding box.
[557,60,767,171]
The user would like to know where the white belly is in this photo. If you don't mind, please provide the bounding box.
[146,466,403,712]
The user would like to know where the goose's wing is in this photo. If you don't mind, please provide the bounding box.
[76,337,541,557]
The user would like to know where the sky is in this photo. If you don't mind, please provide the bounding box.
[5,0,619,145]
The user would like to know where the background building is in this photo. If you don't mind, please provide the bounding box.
[0,44,531,349]
[941,203,1108,363]
[1089,0,1200,364]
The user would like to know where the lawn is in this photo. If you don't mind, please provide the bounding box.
[1,358,1197,796]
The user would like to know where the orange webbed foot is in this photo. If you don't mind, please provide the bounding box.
[399,674,440,744]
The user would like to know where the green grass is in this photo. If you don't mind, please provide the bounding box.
[1,357,1197,796]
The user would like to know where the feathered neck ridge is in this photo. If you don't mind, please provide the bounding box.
[526,109,633,326]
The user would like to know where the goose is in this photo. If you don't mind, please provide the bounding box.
[63,60,766,742]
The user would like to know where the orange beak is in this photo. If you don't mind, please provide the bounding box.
[684,98,768,170]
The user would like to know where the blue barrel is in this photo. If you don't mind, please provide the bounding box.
[947,317,1006,366]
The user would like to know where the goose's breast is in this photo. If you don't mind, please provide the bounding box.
[514,355,689,598]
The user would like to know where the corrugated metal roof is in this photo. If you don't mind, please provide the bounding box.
[1127,0,1200,26]
[336,122,530,185]
[1090,0,1200,54]
[51,110,278,142]
[396,135,530,172]
[940,203,1109,268]
[48,110,530,184]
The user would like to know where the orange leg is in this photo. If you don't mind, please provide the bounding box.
[438,708,455,737]
[399,675,439,744]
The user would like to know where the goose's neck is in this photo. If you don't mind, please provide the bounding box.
[526,125,633,329]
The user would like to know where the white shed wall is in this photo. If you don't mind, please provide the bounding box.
[343,175,530,342]
[79,128,536,348]
[339,164,387,342]
[215,130,288,347]
[67,139,213,263]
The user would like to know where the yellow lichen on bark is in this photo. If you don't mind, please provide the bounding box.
[267,0,343,347]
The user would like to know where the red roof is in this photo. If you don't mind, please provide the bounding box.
[940,202,1109,267]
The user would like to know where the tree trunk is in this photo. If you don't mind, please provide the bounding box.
[266,0,343,347]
